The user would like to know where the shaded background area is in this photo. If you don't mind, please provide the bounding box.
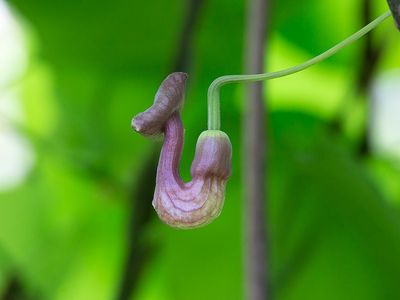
[0,0,400,299]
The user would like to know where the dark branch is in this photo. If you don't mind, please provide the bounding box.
[1,275,31,300]
[116,149,159,300]
[244,0,269,299]
[358,0,385,156]
[387,0,400,30]
[115,1,206,299]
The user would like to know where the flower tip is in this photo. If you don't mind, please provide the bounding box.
[131,117,142,133]
[131,72,189,137]
[168,72,188,82]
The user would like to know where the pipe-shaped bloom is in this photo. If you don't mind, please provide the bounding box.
[132,73,232,229]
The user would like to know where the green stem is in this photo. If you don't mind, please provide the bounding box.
[207,10,392,130]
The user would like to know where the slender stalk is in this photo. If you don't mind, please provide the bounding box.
[243,0,268,299]
[208,10,391,130]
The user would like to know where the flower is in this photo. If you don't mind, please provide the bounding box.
[132,73,232,229]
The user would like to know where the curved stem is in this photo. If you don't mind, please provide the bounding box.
[207,10,391,130]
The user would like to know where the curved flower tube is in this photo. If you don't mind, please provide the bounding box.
[132,73,232,229]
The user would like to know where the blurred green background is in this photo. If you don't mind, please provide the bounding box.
[1,0,400,299]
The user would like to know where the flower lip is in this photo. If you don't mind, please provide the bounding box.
[131,118,142,132]
[131,72,188,136]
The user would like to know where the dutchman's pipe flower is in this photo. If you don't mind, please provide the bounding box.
[132,73,232,229]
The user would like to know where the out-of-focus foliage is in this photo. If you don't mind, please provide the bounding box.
[0,0,400,299]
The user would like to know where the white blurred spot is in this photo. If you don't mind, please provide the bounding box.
[0,0,34,191]
[0,123,34,190]
[0,88,24,122]
[0,0,27,87]
[370,70,400,159]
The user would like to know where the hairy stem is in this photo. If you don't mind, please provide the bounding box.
[208,10,391,130]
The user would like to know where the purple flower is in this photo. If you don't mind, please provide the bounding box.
[132,73,232,229]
